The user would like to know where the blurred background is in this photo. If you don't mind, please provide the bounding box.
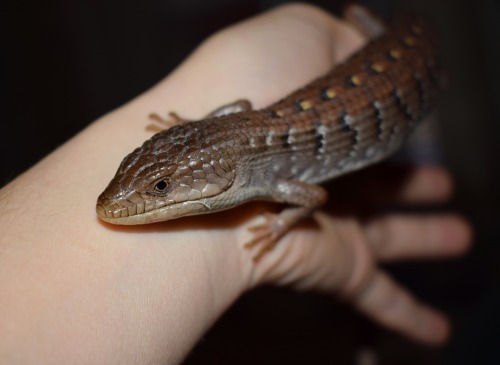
[2,0,499,364]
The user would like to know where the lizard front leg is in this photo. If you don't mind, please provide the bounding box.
[147,99,252,132]
[245,180,328,261]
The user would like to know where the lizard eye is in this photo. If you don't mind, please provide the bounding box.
[155,180,168,192]
[149,179,170,196]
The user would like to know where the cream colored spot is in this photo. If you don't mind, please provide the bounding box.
[371,62,385,73]
[390,49,402,59]
[351,75,362,86]
[299,100,313,110]
[324,88,336,99]
[276,110,285,117]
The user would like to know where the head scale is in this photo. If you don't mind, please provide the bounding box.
[96,128,235,224]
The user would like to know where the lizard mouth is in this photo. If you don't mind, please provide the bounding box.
[96,191,167,224]
[96,195,210,225]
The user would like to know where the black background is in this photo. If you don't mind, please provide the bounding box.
[2,0,499,364]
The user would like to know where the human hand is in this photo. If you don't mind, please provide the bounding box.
[244,164,470,345]
[170,3,471,346]
[147,2,471,346]
[0,4,472,364]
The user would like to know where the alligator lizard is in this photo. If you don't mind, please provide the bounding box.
[96,6,440,260]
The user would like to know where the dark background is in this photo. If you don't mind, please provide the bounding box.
[2,0,499,364]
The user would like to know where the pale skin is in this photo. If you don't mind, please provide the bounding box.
[0,4,471,364]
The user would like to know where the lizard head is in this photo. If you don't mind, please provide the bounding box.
[96,130,235,225]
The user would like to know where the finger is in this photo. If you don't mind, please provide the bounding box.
[364,214,472,261]
[326,166,453,214]
[352,270,449,345]
[393,166,453,203]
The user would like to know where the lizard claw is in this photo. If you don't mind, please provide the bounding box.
[245,213,285,261]
[147,112,191,132]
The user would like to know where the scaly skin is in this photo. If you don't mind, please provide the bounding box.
[96,11,440,259]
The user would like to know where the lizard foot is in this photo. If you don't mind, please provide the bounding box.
[146,112,190,132]
[146,99,252,132]
[245,213,286,261]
